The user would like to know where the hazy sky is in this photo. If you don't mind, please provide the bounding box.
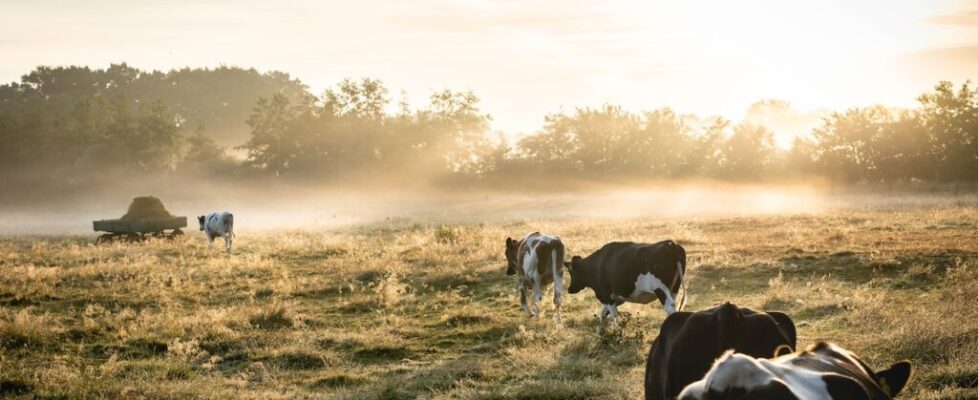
[3,0,978,143]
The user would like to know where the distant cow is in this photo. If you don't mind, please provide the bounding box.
[198,212,234,253]
[505,232,566,322]
[565,240,686,324]
[645,302,797,400]
[678,341,912,400]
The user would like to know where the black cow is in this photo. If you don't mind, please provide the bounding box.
[645,302,797,400]
[565,240,686,324]
[678,341,912,400]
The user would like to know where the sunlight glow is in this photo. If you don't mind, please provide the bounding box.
[1,0,976,140]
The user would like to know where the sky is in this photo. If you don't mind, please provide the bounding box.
[2,0,978,146]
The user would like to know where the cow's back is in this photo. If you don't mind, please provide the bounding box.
[205,212,233,235]
[518,233,564,284]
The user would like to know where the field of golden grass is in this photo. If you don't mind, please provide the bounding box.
[1,199,977,399]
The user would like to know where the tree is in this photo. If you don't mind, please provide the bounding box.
[917,81,978,188]
[812,106,893,183]
[240,94,301,176]
[721,123,777,180]
[182,125,235,174]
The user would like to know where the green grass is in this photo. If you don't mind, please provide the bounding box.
[0,203,977,399]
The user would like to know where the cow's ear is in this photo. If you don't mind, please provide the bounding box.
[773,344,793,357]
[875,361,911,398]
[563,261,572,270]
[505,237,513,247]
[767,311,797,349]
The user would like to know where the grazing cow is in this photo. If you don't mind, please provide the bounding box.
[645,302,797,400]
[678,341,912,400]
[565,240,686,324]
[198,212,234,253]
[505,232,566,322]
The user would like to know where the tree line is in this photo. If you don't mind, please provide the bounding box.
[1,64,975,189]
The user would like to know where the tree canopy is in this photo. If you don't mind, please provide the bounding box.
[1,64,976,190]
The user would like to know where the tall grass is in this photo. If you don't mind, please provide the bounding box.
[0,204,976,398]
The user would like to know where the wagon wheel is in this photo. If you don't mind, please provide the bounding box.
[95,234,116,245]
[125,233,146,243]
[168,229,184,240]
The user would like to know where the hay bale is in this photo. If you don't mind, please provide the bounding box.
[120,196,175,221]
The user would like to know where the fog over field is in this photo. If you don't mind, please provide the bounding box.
[2,181,976,235]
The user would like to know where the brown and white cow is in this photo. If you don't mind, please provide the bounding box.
[505,232,566,322]
[678,341,912,400]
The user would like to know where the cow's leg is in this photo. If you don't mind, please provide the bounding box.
[207,233,215,248]
[607,304,619,326]
[519,281,531,316]
[522,252,541,318]
[532,277,542,317]
[656,289,677,316]
[552,257,563,324]
[599,304,611,323]
[223,233,232,253]
[664,293,677,315]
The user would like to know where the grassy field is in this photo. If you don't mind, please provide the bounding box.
[1,200,978,399]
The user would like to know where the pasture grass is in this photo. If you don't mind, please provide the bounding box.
[0,204,977,399]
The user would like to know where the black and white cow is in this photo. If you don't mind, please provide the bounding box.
[678,341,912,400]
[645,302,797,400]
[198,212,234,253]
[505,232,566,322]
[565,240,686,324]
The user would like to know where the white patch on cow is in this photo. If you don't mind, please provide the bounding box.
[611,272,677,315]
[706,353,778,393]
[522,248,540,316]
[679,351,834,400]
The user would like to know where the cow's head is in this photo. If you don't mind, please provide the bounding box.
[197,215,206,231]
[564,256,587,294]
[504,237,519,275]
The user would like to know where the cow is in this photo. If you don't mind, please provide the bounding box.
[505,232,566,322]
[678,341,912,400]
[645,302,797,400]
[564,240,686,325]
[198,212,234,253]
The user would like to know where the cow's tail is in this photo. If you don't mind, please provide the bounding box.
[672,242,687,312]
[553,239,565,273]
[552,238,565,286]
